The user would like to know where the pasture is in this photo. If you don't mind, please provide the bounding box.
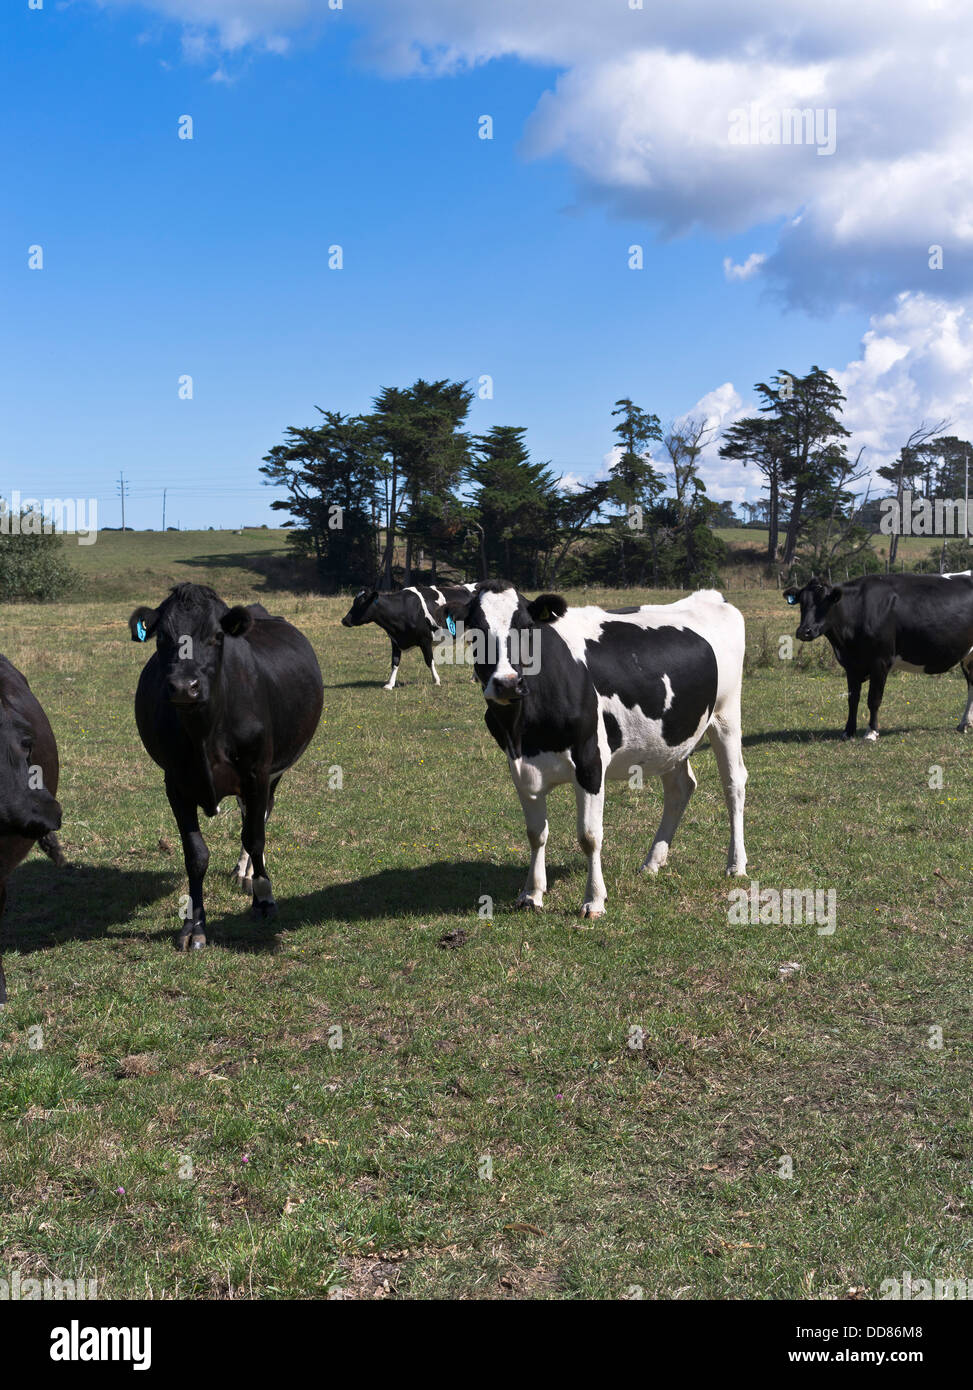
[1,544,971,1299]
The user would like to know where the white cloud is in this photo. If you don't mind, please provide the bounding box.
[723,253,766,282]
[832,292,973,482]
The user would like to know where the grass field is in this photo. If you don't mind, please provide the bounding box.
[1,540,971,1299]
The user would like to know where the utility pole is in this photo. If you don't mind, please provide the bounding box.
[116,472,128,531]
[162,488,167,532]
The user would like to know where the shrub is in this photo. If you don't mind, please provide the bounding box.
[0,513,80,601]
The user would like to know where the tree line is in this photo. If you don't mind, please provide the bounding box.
[260,368,973,592]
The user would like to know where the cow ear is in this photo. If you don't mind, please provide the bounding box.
[826,586,843,606]
[129,606,159,642]
[445,592,474,625]
[527,593,568,624]
[221,606,254,638]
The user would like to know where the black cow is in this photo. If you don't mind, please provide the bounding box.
[784,573,973,739]
[446,582,748,918]
[341,583,476,688]
[0,656,64,1003]
[130,584,323,949]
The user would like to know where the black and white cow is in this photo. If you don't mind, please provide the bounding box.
[446,582,748,918]
[0,656,64,1004]
[130,583,323,949]
[783,572,973,740]
[341,582,476,688]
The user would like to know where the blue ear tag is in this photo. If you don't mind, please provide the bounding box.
[446,614,456,636]
[136,619,148,641]
[785,594,797,606]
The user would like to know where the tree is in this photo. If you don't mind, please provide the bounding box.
[875,421,951,566]
[792,445,876,578]
[467,426,561,586]
[719,367,852,568]
[607,398,665,583]
[719,414,786,561]
[260,411,381,591]
[369,379,473,586]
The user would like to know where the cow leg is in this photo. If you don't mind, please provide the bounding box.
[641,759,697,876]
[233,796,253,894]
[167,781,209,951]
[513,784,548,909]
[241,777,277,920]
[420,637,441,686]
[574,782,607,918]
[383,642,402,690]
[708,714,749,877]
[958,649,973,732]
[864,666,890,741]
[842,673,862,740]
[0,884,7,1005]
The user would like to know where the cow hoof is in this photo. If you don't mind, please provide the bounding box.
[237,876,254,896]
[957,723,971,734]
[581,904,605,919]
[863,730,879,742]
[251,898,278,921]
[639,861,661,876]
[191,932,207,951]
[515,895,540,911]
[840,731,853,741]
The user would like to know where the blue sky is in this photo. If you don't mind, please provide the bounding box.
[3,0,971,529]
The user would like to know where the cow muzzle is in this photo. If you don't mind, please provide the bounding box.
[2,794,61,840]
[486,672,526,703]
[166,676,204,705]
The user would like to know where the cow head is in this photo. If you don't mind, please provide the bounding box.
[130,583,253,707]
[0,705,61,841]
[447,582,567,704]
[783,578,844,641]
[341,589,379,627]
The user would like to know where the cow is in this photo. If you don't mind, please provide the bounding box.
[783,572,973,739]
[341,582,477,689]
[129,584,323,950]
[0,656,64,1004]
[445,582,748,918]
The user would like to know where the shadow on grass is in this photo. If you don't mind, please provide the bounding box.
[179,549,310,594]
[740,725,916,747]
[2,858,177,954]
[3,854,571,959]
[208,859,570,953]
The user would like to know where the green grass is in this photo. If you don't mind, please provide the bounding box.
[65,527,295,602]
[1,572,971,1299]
